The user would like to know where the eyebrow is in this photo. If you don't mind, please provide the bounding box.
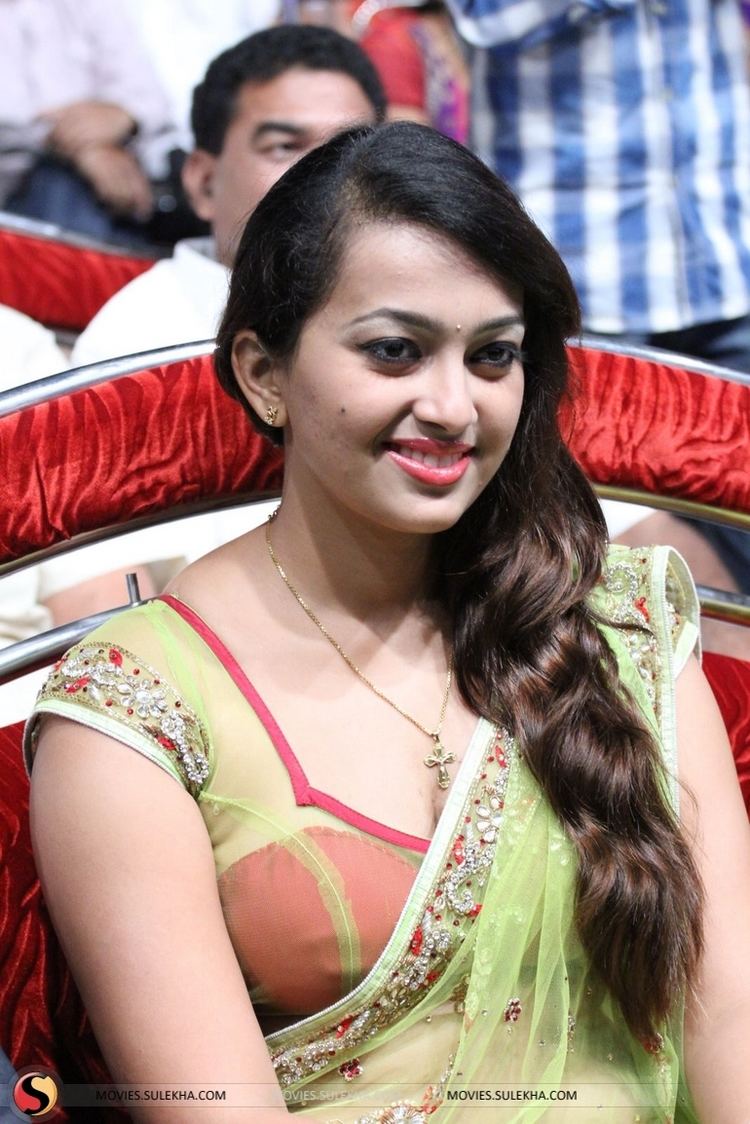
[251,121,307,143]
[347,308,525,333]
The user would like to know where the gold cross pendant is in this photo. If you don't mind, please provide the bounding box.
[424,734,456,790]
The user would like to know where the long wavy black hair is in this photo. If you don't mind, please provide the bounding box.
[214,122,702,1041]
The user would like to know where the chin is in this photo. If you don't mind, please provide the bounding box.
[369,498,475,537]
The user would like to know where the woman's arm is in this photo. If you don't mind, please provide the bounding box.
[676,657,750,1121]
[30,718,308,1123]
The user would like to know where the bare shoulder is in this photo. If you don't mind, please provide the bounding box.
[164,525,273,626]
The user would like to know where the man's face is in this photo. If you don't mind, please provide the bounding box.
[185,67,378,265]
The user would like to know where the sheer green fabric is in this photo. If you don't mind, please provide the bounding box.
[25,545,701,1122]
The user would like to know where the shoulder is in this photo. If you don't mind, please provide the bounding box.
[592,545,702,804]
[25,600,212,798]
[595,544,700,667]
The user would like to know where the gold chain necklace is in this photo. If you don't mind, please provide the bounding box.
[264,517,456,789]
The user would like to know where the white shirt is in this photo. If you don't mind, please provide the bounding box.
[0,303,67,388]
[71,237,229,366]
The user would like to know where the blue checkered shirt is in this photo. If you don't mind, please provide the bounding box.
[446,0,750,333]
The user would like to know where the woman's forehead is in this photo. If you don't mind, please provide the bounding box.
[325,220,523,316]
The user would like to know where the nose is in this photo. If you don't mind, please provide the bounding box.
[412,355,478,435]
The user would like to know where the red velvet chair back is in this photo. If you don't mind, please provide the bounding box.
[0,215,156,332]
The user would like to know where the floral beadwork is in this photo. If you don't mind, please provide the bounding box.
[35,643,210,796]
[353,1055,455,1123]
[269,731,514,1089]
[600,552,662,712]
[339,1058,363,1081]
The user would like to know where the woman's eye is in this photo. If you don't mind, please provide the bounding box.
[362,338,421,365]
[471,342,525,370]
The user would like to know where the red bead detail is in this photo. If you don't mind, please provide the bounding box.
[154,679,160,685]
[634,596,651,622]
[504,998,522,1023]
[126,708,134,715]
[339,1059,362,1081]
[425,971,439,984]
[464,816,471,824]
[469,904,482,918]
[434,914,442,921]
[108,648,123,667]
[64,676,90,694]
[480,772,487,779]
[487,756,494,763]
[175,701,181,708]
[133,668,140,675]
[157,736,176,752]
[105,700,113,707]
[410,927,424,956]
[453,838,465,865]
[335,1017,354,1038]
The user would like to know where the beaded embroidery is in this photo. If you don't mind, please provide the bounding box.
[598,548,686,725]
[600,553,661,711]
[33,643,210,796]
[352,1054,455,1123]
[268,730,514,1089]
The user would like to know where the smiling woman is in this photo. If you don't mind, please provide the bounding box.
[25,124,750,1123]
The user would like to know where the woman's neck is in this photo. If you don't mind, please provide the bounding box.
[267,493,436,624]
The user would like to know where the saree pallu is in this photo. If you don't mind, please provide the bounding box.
[25,545,701,1122]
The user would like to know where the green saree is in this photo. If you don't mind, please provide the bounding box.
[25,544,701,1122]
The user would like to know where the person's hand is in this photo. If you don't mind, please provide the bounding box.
[42,100,137,158]
[74,145,154,221]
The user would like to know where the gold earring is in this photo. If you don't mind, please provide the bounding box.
[265,404,279,426]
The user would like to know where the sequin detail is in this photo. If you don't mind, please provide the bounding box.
[35,643,210,795]
[269,731,513,1088]
[503,997,522,1023]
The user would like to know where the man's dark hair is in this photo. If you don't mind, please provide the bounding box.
[191,25,387,154]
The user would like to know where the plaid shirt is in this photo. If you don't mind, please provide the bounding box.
[446,0,750,333]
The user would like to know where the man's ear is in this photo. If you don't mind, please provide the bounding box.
[181,149,218,223]
[231,330,287,426]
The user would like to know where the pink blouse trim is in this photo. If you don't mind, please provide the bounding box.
[159,594,430,854]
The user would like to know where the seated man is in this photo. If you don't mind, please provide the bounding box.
[0,0,171,246]
[72,25,386,365]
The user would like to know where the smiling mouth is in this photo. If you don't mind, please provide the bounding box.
[384,442,473,485]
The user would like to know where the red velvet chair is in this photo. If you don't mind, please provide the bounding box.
[0,341,747,1119]
[0,213,156,333]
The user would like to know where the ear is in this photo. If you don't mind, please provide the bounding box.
[231,330,287,427]
[181,149,218,223]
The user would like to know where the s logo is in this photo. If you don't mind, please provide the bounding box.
[11,1070,60,1118]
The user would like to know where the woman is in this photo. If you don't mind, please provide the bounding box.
[26,124,750,1121]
